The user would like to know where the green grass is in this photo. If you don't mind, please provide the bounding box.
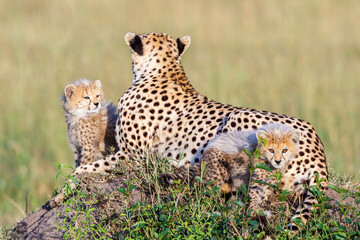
[1,0,360,228]
[53,152,360,239]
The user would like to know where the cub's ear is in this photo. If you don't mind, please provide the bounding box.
[124,32,143,56]
[176,36,191,58]
[64,84,77,100]
[290,130,302,143]
[93,80,102,88]
[256,130,268,143]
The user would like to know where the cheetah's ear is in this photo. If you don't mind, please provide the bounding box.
[256,130,268,144]
[64,84,77,100]
[290,130,302,144]
[124,32,143,56]
[93,80,102,89]
[176,36,191,58]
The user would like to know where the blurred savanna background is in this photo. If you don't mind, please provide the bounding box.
[1,0,359,228]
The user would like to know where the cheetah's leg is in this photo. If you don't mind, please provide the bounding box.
[76,148,99,168]
[49,151,128,208]
[248,182,265,216]
[203,149,230,191]
[289,172,328,229]
[228,153,250,194]
[247,169,275,218]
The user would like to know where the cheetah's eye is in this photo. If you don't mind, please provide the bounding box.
[282,149,288,153]
[83,96,90,100]
[96,95,100,98]
[268,149,274,153]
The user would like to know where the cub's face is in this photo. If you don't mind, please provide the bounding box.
[63,80,104,114]
[256,128,301,169]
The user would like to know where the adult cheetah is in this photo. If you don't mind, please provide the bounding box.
[51,33,328,227]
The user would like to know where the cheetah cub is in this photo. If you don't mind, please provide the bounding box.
[62,79,119,168]
[200,124,301,218]
[247,125,301,220]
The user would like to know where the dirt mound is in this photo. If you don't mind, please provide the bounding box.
[9,174,148,239]
[9,174,358,239]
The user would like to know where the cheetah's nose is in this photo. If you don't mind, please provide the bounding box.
[275,160,281,165]
[94,102,99,107]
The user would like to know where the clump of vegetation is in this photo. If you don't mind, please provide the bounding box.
[54,151,360,239]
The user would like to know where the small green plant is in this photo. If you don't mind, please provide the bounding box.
[54,165,113,239]
[0,226,11,239]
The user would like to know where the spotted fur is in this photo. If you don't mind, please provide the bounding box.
[62,79,118,167]
[51,32,328,227]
